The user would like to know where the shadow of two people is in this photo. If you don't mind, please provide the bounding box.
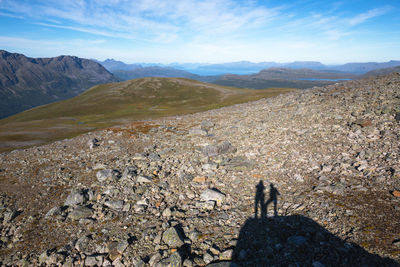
[255,180,279,219]
[209,180,398,267]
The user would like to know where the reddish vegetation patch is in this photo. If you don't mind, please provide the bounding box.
[106,122,159,138]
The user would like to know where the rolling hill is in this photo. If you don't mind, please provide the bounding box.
[212,68,357,89]
[0,77,294,152]
[0,50,118,119]
[363,66,400,77]
[112,66,202,81]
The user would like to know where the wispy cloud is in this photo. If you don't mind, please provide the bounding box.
[0,0,281,42]
[0,11,23,19]
[0,1,398,63]
[349,6,392,26]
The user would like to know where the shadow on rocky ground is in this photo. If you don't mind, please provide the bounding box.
[209,182,398,267]
[229,215,398,267]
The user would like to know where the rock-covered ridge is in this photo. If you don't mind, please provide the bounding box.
[0,73,400,266]
[0,50,118,119]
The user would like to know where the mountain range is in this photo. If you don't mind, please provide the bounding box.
[98,59,400,76]
[0,50,117,119]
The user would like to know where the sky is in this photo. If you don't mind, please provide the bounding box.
[0,0,399,64]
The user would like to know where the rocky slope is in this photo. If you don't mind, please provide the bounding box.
[0,50,117,119]
[0,73,400,266]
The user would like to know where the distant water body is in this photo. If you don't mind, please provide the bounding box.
[187,69,259,76]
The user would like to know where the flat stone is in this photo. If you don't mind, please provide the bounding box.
[200,189,225,206]
[85,256,103,266]
[68,206,93,220]
[189,128,208,136]
[137,175,153,183]
[105,200,124,211]
[391,190,400,197]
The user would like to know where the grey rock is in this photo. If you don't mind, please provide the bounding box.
[162,227,184,248]
[47,253,65,265]
[111,169,122,181]
[201,120,215,130]
[149,252,162,267]
[202,141,236,157]
[75,235,92,253]
[159,251,182,267]
[137,175,153,183]
[38,251,48,264]
[68,206,93,220]
[183,259,194,267]
[162,208,172,217]
[3,210,18,223]
[148,153,161,161]
[203,253,214,264]
[85,255,103,266]
[197,200,216,210]
[200,189,225,206]
[105,200,124,211]
[395,112,400,122]
[392,239,400,248]
[202,163,218,171]
[219,249,233,261]
[108,240,128,261]
[189,128,208,136]
[122,166,138,180]
[118,240,129,253]
[45,207,62,218]
[64,189,87,206]
[133,152,147,160]
[96,169,112,182]
[88,138,99,149]
[188,230,200,242]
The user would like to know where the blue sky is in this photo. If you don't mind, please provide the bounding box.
[0,0,399,64]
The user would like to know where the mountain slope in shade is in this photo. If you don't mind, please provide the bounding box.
[0,50,118,119]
